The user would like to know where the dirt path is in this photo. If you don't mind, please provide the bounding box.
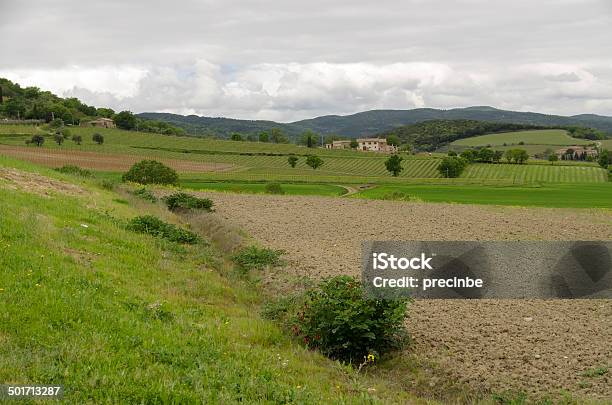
[0,145,234,172]
[198,191,612,400]
[337,185,358,196]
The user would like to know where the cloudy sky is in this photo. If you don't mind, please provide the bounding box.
[1,0,611,121]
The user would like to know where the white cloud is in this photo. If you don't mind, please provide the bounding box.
[10,60,607,122]
[1,0,611,120]
[0,67,147,99]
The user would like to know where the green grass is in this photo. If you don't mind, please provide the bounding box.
[0,156,420,404]
[181,181,347,196]
[462,163,607,183]
[600,139,612,149]
[452,129,591,147]
[0,124,44,135]
[354,183,612,208]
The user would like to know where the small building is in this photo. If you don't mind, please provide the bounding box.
[324,137,398,154]
[325,140,352,150]
[88,118,116,128]
[555,146,598,161]
[357,138,398,153]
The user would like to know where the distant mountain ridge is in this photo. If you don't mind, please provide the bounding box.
[138,106,612,138]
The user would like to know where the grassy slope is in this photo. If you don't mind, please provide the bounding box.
[353,183,612,208]
[0,157,419,404]
[451,129,591,147]
[0,124,43,135]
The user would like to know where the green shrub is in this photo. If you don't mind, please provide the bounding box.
[231,246,284,272]
[26,134,45,146]
[291,276,409,363]
[264,182,285,195]
[127,215,200,244]
[131,187,158,202]
[122,160,178,185]
[54,165,93,177]
[98,179,117,191]
[93,133,104,145]
[163,192,213,211]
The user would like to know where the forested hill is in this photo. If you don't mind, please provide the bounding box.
[378,120,547,151]
[136,112,299,137]
[139,106,612,138]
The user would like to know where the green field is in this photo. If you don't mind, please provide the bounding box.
[354,183,612,208]
[1,124,609,192]
[462,163,607,183]
[600,139,612,149]
[181,181,346,196]
[451,129,591,147]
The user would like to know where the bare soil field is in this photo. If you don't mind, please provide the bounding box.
[0,167,87,197]
[199,191,612,400]
[0,145,233,172]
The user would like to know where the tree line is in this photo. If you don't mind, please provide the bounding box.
[0,78,184,136]
[438,147,529,177]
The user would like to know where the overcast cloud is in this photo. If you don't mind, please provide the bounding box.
[1,0,611,121]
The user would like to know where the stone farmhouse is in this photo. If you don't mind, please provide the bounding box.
[325,137,398,154]
[555,146,598,160]
[87,118,116,128]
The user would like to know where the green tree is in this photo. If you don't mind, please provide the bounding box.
[288,155,298,168]
[230,133,243,141]
[72,135,82,145]
[299,130,319,148]
[399,144,412,153]
[270,128,289,143]
[92,133,104,145]
[350,139,358,149]
[492,150,504,163]
[4,98,26,118]
[53,133,64,145]
[513,149,529,164]
[258,131,269,143]
[548,154,559,165]
[384,154,404,176]
[386,134,401,147]
[438,156,468,178]
[447,150,457,156]
[305,155,323,170]
[113,111,136,130]
[598,149,610,168]
[477,148,495,162]
[504,150,514,163]
[49,118,64,129]
[96,107,115,118]
[460,149,478,163]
